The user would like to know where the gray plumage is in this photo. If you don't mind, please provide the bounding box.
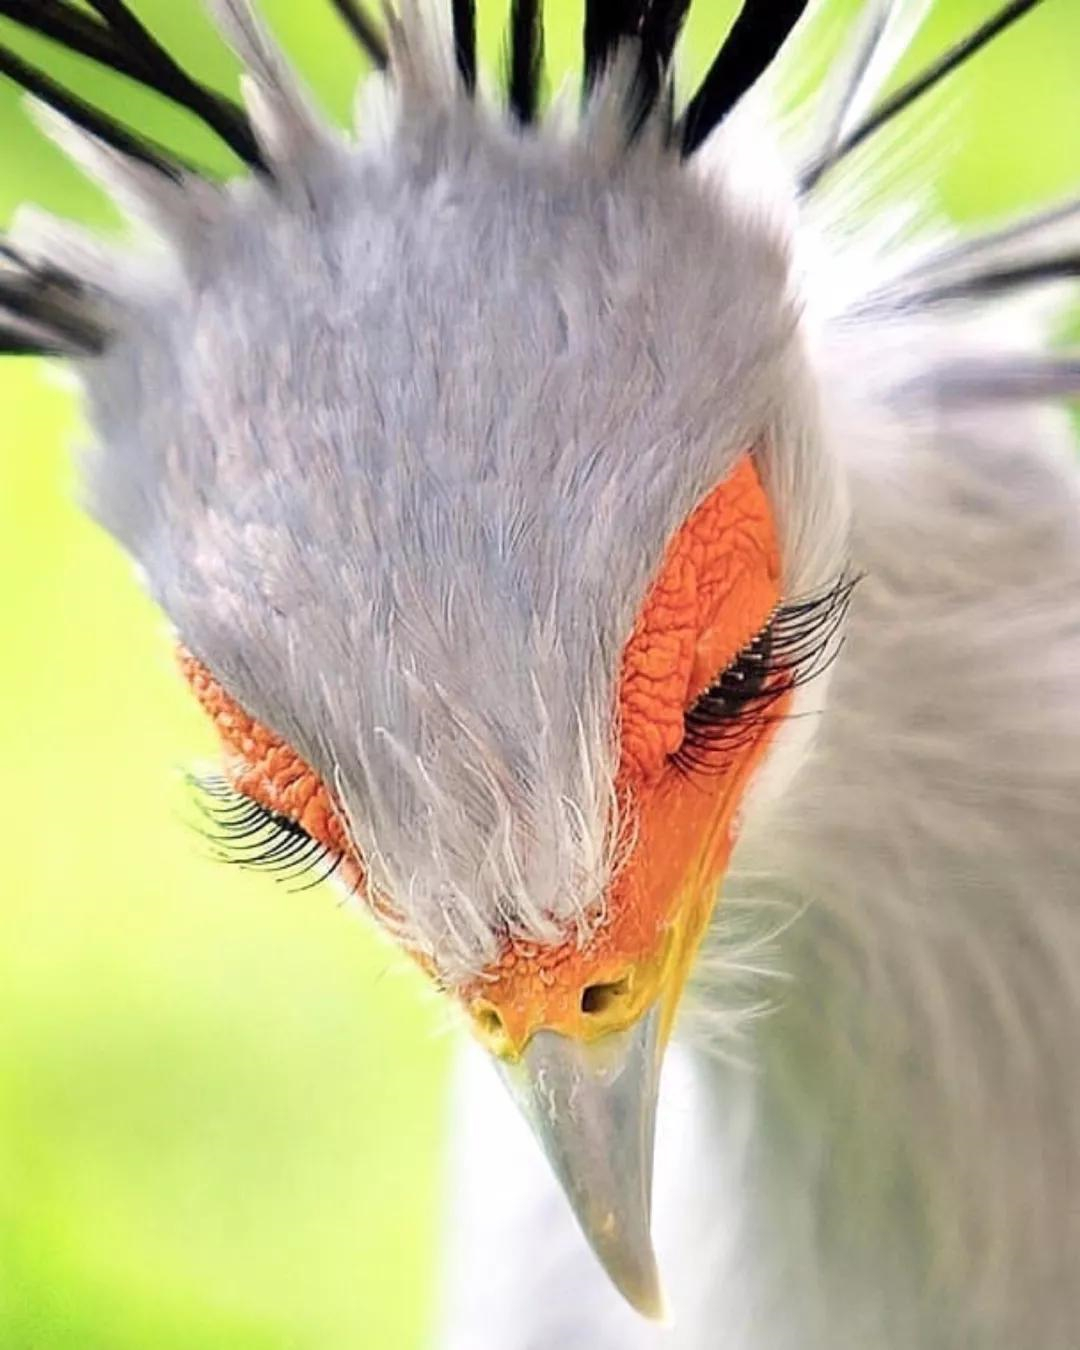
[3,1,1078,1346]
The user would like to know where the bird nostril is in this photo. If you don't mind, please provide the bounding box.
[581,975,631,1016]
[471,1000,511,1055]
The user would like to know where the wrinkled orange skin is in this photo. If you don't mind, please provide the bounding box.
[180,452,783,1051]
[459,454,784,1049]
[180,654,366,901]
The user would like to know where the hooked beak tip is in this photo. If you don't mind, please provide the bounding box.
[579,1191,667,1319]
[609,1246,668,1322]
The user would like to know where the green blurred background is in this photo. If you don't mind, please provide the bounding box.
[0,3,1077,1347]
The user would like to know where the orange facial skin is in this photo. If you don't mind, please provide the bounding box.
[180,452,785,1058]
[180,653,366,901]
[461,452,786,1054]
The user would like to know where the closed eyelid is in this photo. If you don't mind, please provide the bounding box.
[616,453,783,785]
[178,648,360,872]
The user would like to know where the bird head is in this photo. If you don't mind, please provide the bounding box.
[0,0,851,1318]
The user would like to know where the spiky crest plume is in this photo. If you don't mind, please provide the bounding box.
[0,0,1062,361]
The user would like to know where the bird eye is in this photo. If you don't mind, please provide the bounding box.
[179,649,364,896]
[692,627,773,716]
[673,624,781,774]
[673,575,857,775]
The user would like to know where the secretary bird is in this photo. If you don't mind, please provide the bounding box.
[2,0,1078,1345]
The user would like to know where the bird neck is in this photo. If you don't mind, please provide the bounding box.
[688,399,1080,1348]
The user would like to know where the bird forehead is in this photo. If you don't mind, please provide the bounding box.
[81,119,796,978]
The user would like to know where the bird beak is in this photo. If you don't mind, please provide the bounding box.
[495,1003,667,1320]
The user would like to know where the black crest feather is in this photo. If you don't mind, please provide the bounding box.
[327,0,389,71]
[909,254,1080,307]
[0,245,107,356]
[0,0,1069,367]
[508,0,544,125]
[0,0,264,171]
[0,38,194,178]
[582,0,691,138]
[452,0,477,91]
[0,333,61,355]
[801,0,1050,192]
[583,0,689,89]
[678,0,809,157]
[582,0,626,89]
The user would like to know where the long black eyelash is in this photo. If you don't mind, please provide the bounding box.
[188,773,341,892]
[670,572,857,777]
